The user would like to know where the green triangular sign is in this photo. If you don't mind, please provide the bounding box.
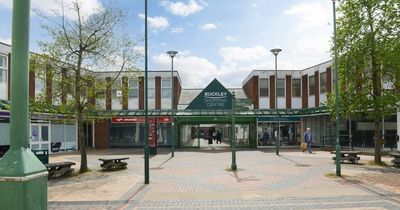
[186,79,232,110]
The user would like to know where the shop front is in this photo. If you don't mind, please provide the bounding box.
[256,116,301,147]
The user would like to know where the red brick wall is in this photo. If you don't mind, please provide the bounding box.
[45,64,53,104]
[7,53,11,100]
[286,75,292,109]
[327,67,332,93]
[155,76,161,109]
[139,76,144,110]
[270,75,275,109]
[106,77,112,110]
[29,59,35,100]
[242,76,259,109]
[302,75,308,108]
[122,76,128,110]
[174,77,181,109]
[315,71,319,107]
[94,120,109,149]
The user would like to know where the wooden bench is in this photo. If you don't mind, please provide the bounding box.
[389,152,400,168]
[99,157,129,171]
[45,161,76,179]
[331,151,361,164]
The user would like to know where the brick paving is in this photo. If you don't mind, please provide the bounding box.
[48,148,400,210]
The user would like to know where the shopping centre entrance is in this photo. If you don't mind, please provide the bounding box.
[179,123,250,148]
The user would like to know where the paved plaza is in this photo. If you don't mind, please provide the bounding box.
[48,146,400,210]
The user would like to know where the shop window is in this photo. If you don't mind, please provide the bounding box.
[277,79,285,97]
[320,72,327,93]
[309,75,315,95]
[292,78,301,97]
[259,78,269,97]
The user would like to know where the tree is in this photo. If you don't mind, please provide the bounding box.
[35,0,140,172]
[330,0,400,163]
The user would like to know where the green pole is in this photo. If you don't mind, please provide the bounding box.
[167,51,178,157]
[270,48,282,155]
[0,0,48,209]
[231,92,237,171]
[333,0,341,176]
[171,56,174,158]
[144,0,150,184]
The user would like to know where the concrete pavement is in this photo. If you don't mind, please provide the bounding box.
[47,148,400,210]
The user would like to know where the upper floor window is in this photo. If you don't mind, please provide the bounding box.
[112,79,122,98]
[147,79,155,98]
[309,75,315,95]
[162,79,172,98]
[292,78,301,97]
[128,79,138,98]
[0,55,7,83]
[259,78,269,97]
[320,72,327,93]
[277,79,285,97]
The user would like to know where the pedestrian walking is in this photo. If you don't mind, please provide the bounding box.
[303,128,313,153]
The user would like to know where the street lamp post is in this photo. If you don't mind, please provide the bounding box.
[167,51,178,158]
[144,0,150,184]
[231,91,237,171]
[271,48,282,156]
[0,0,48,208]
[332,0,341,176]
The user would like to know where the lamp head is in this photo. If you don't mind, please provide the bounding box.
[270,48,282,56]
[167,51,178,58]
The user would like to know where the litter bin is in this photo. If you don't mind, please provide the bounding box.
[32,149,49,164]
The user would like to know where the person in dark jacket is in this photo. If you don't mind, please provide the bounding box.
[303,128,313,153]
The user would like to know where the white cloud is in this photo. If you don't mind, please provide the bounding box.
[219,46,269,63]
[280,1,332,69]
[284,2,331,31]
[224,35,236,42]
[170,27,184,33]
[0,0,103,21]
[138,14,169,31]
[161,0,206,17]
[0,37,11,45]
[153,53,217,88]
[199,23,217,31]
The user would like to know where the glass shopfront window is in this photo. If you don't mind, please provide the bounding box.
[110,124,144,147]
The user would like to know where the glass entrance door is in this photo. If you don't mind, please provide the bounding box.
[30,123,50,151]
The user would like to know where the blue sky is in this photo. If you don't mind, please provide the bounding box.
[0,0,333,88]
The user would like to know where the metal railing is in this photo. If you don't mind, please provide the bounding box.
[320,135,353,150]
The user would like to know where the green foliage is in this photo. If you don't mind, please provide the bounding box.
[329,0,400,119]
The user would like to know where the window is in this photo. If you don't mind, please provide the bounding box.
[128,79,138,97]
[277,79,285,97]
[320,72,327,93]
[292,79,301,97]
[259,78,269,97]
[0,55,7,83]
[112,79,121,98]
[147,79,155,98]
[309,75,315,95]
[162,79,171,98]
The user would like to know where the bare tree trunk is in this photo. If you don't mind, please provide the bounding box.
[78,109,88,172]
[373,119,382,163]
[76,52,88,172]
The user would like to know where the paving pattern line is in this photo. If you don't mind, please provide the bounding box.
[343,176,400,206]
